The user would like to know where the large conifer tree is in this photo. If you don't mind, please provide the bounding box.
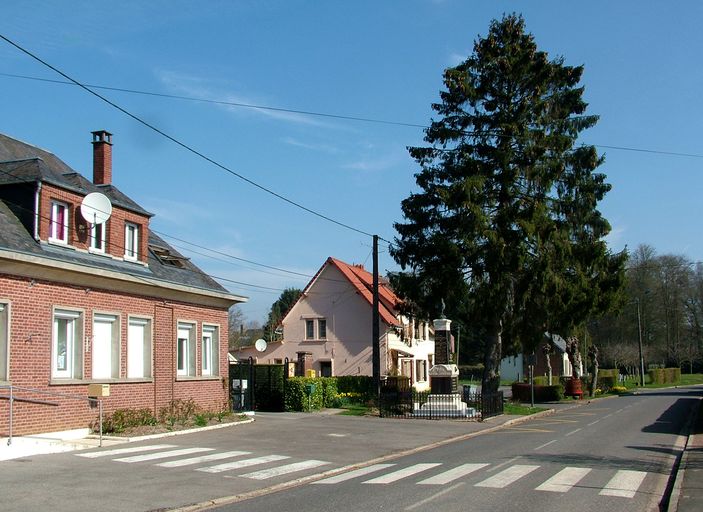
[390,14,626,393]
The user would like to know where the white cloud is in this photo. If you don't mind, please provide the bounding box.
[342,150,406,173]
[281,137,339,154]
[155,69,329,127]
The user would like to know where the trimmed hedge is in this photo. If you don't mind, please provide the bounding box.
[511,382,564,402]
[648,367,682,385]
[458,365,484,380]
[336,376,375,402]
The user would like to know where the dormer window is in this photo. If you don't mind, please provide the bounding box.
[124,222,139,261]
[49,201,68,243]
[90,222,106,253]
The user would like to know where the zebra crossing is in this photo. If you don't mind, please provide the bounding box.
[75,444,649,498]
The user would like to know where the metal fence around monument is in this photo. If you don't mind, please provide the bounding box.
[379,382,504,421]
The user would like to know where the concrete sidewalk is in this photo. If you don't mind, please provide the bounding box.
[671,397,703,512]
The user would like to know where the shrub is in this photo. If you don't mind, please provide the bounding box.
[158,398,199,425]
[96,407,156,434]
[458,365,484,381]
[511,382,564,402]
[336,376,375,402]
[648,367,682,385]
[285,377,324,411]
[599,376,617,392]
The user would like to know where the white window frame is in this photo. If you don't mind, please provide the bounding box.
[0,302,9,382]
[92,313,120,380]
[90,222,106,253]
[177,322,196,377]
[127,316,152,379]
[52,309,83,380]
[124,222,139,261]
[49,200,69,244]
[202,324,219,377]
[318,319,327,340]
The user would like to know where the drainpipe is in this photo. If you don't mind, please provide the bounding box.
[33,182,42,240]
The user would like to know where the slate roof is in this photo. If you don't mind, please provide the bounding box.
[0,132,234,297]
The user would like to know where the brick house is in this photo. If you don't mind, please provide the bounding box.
[0,130,246,436]
[234,257,434,390]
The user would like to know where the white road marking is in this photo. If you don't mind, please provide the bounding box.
[328,433,348,437]
[475,465,540,488]
[363,463,442,484]
[565,428,582,437]
[486,456,521,473]
[114,447,213,463]
[534,440,557,451]
[155,450,251,468]
[418,463,489,485]
[242,459,329,480]
[197,454,290,473]
[405,482,465,511]
[587,420,601,426]
[599,470,647,498]
[313,464,396,484]
[76,444,177,458]
[535,467,592,492]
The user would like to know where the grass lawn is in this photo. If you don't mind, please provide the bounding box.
[504,402,548,415]
[338,404,370,416]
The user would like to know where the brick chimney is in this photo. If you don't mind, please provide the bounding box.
[91,130,113,185]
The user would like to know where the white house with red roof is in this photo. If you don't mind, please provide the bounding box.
[234,257,434,390]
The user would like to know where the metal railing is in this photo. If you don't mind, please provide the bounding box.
[379,384,504,420]
[0,384,103,447]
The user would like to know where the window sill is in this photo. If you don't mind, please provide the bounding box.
[176,376,220,382]
[50,378,154,385]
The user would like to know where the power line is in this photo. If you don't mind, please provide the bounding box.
[3,70,703,160]
[0,34,378,239]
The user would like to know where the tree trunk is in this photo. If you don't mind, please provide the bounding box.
[482,317,502,395]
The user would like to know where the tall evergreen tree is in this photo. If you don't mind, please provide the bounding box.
[262,287,302,342]
[390,14,626,393]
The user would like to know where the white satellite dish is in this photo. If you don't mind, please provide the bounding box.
[254,338,268,352]
[80,192,112,224]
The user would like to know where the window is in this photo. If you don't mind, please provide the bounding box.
[90,222,106,252]
[52,309,83,379]
[124,222,139,261]
[128,317,152,379]
[202,325,219,376]
[318,319,327,340]
[50,201,68,243]
[0,303,8,381]
[416,359,427,382]
[177,322,196,376]
[305,319,314,340]
[92,313,119,379]
[320,361,332,377]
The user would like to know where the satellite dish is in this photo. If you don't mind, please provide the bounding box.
[80,192,112,224]
[255,338,268,352]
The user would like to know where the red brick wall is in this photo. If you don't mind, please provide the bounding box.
[0,272,230,436]
[39,183,150,262]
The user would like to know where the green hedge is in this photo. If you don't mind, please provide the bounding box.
[284,377,342,412]
[336,376,375,402]
[458,365,484,380]
[511,382,564,402]
[598,375,616,392]
[648,367,682,385]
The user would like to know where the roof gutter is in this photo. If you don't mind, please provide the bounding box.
[33,181,41,241]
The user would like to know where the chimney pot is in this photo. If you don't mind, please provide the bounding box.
[92,130,113,185]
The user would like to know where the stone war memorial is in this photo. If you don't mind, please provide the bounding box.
[414,313,477,418]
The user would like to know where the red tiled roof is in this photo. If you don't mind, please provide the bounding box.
[325,257,400,326]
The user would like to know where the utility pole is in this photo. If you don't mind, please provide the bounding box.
[636,298,645,386]
[372,235,380,403]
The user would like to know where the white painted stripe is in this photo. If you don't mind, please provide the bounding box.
[155,450,251,468]
[76,444,177,458]
[418,463,489,485]
[405,483,465,511]
[535,467,591,492]
[114,447,213,463]
[587,420,601,426]
[196,454,290,474]
[475,465,540,488]
[363,463,442,484]
[313,464,396,484]
[242,459,329,480]
[565,428,582,437]
[534,440,557,451]
[599,470,647,498]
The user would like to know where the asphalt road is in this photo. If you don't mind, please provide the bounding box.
[212,388,700,512]
[0,388,698,512]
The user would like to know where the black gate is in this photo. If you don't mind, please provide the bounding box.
[230,357,288,412]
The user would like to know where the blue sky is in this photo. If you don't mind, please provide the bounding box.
[2,1,702,323]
